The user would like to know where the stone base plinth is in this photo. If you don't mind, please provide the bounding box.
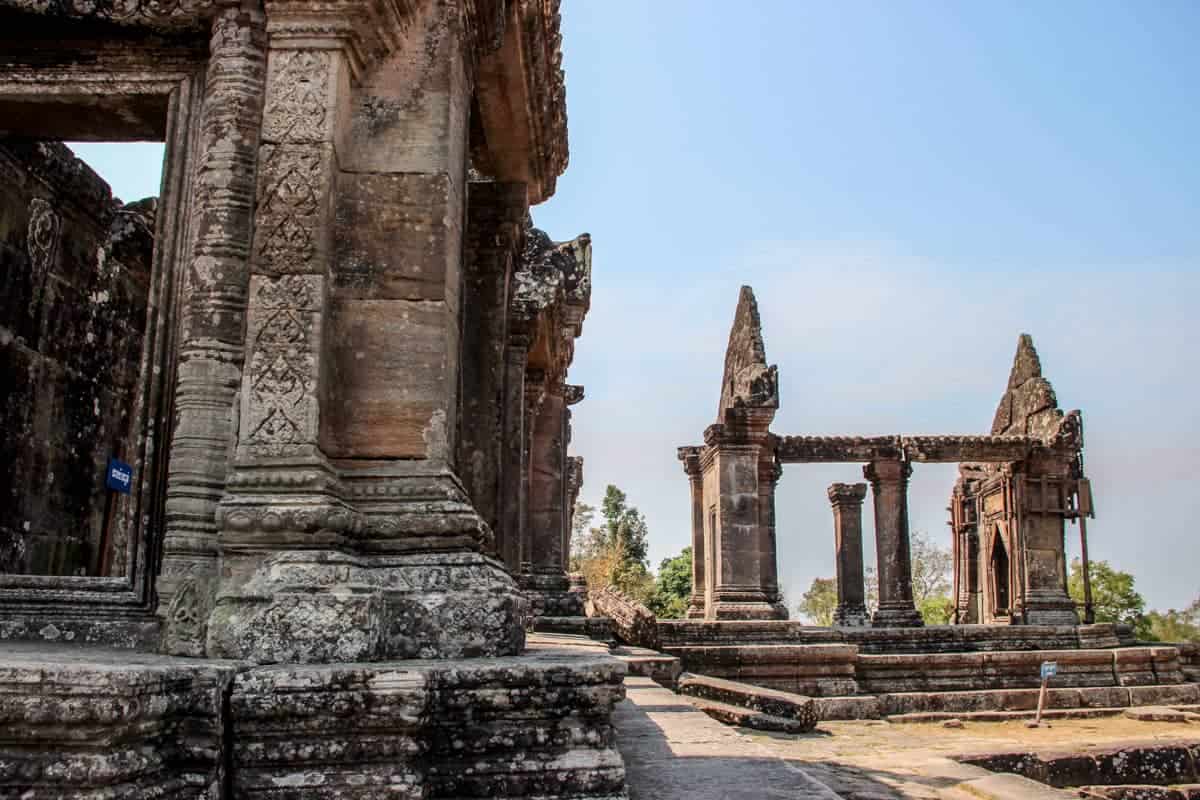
[205,551,527,663]
[1022,600,1082,627]
[871,602,924,628]
[833,604,870,628]
[522,571,587,618]
[0,642,628,799]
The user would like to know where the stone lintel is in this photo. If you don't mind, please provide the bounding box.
[775,434,1073,464]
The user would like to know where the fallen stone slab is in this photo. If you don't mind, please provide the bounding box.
[676,672,818,730]
[684,695,817,734]
[1123,706,1199,723]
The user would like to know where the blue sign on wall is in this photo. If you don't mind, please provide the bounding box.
[106,457,134,494]
[1040,661,1058,680]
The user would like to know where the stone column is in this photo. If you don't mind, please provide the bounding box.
[759,457,787,618]
[158,5,267,613]
[678,447,705,618]
[828,482,869,627]
[528,381,567,587]
[704,417,787,620]
[520,370,546,575]
[864,460,924,627]
[1013,455,1080,625]
[458,180,527,550]
[498,335,530,572]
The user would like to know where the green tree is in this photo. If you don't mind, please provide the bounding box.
[1068,559,1149,636]
[1143,603,1200,643]
[798,577,837,626]
[570,485,655,602]
[648,547,692,619]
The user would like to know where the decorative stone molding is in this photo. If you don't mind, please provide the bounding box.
[0,0,215,29]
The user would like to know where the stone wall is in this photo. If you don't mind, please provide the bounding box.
[0,139,155,577]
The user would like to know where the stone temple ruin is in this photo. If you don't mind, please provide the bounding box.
[657,286,1199,718]
[1,0,1197,794]
[0,1,623,796]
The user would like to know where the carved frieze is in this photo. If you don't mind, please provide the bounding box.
[26,198,60,314]
[243,275,321,456]
[0,0,214,29]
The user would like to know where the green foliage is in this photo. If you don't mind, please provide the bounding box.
[798,577,837,626]
[918,594,955,625]
[1143,600,1200,643]
[648,548,692,619]
[570,485,654,601]
[1068,558,1148,636]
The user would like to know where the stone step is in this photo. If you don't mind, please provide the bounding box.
[676,672,817,730]
[889,707,1130,724]
[683,695,816,734]
[814,684,1200,720]
[611,645,681,688]
[531,615,616,644]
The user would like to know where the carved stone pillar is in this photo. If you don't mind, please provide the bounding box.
[1012,454,1080,625]
[563,384,584,571]
[498,335,530,572]
[828,482,869,627]
[190,1,529,663]
[678,446,705,618]
[703,416,787,620]
[759,456,787,618]
[527,381,567,586]
[520,369,546,575]
[865,459,923,628]
[459,180,527,553]
[158,6,267,617]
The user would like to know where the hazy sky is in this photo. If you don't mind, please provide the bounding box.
[73,0,1200,613]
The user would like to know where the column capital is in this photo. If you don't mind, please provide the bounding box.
[828,482,868,507]
[864,459,913,486]
[677,445,704,479]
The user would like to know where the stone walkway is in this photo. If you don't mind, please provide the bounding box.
[615,676,843,799]
[615,675,1199,799]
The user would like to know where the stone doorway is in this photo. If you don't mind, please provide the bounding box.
[989,526,1011,618]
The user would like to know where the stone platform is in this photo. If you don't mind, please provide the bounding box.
[0,642,627,799]
[650,620,1197,721]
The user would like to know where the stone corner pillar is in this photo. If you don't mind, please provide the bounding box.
[677,446,706,619]
[704,414,786,621]
[828,482,869,627]
[1013,459,1080,626]
[864,459,924,628]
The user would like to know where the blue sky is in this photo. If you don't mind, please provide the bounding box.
[72,0,1200,613]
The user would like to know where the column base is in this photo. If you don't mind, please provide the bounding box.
[710,601,789,621]
[708,588,788,620]
[871,602,925,628]
[206,550,527,663]
[833,603,870,627]
[685,594,706,619]
[1021,596,1080,626]
[521,570,586,617]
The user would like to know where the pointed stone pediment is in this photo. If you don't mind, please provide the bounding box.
[990,333,1065,441]
[717,285,779,419]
